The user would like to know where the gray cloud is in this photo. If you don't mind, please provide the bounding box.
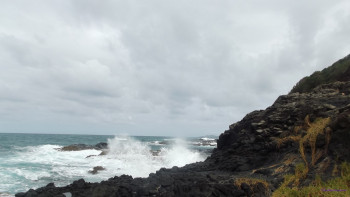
[0,0,350,136]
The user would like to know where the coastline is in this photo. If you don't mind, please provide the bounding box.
[15,55,350,196]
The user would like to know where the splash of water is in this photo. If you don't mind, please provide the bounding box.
[0,136,206,196]
[104,136,205,177]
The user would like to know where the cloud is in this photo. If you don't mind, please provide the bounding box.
[0,0,350,136]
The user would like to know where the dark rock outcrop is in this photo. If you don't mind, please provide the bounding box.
[17,55,350,197]
[59,143,108,151]
[88,166,106,175]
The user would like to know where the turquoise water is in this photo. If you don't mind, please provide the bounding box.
[0,133,216,196]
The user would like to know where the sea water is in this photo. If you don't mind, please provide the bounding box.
[0,133,216,196]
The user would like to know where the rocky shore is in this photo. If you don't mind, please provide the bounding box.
[16,55,350,196]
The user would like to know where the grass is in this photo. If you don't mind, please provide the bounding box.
[273,114,350,196]
[294,163,309,186]
[273,163,308,189]
[332,164,339,177]
[276,115,331,168]
[234,177,270,196]
[234,177,269,189]
[283,154,299,166]
[273,162,350,197]
[302,116,331,166]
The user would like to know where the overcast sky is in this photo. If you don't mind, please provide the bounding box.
[0,0,349,136]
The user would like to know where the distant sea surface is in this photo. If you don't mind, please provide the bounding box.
[0,133,216,196]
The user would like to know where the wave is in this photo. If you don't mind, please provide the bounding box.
[146,137,217,148]
[104,137,205,177]
[0,136,207,195]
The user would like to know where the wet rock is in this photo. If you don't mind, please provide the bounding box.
[88,166,106,175]
[72,179,86,189]
[15,189,37,197]
[99,150,108,155]
[94,142,108,149]
[60,142,108,151]
[86,155,97,158]
[45,182,55,188]
[150,150,161,156]
[60,144,89,151]
[15,192,25,197]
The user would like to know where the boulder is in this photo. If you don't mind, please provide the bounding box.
[88,166,106,175]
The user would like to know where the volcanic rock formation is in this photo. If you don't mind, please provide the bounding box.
[17,55,350,197]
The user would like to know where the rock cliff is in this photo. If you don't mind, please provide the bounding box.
[17,55,350,196]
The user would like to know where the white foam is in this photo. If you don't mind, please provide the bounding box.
[148,141,162,145]
[200,137,215,141]
[1,136,207,195]
[160,139,204,167]
[84,136,206,178]
[0,192,14,197]
[13,169,51,181]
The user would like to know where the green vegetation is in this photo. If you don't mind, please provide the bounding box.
[273,162,350,197]
[274,116,350,196]
[234,177,270,196]
[300,116,331,166]
[277,115,331,168]
[234,177,269,188]
[291,54,350,93]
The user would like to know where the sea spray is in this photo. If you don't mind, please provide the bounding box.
[103,136,205,177]
[160,138,205,167]
[104,136,158,177]
[0,134,214,196]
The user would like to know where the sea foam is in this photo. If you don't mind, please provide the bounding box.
[101,136,205,177]
[0,136,206,196]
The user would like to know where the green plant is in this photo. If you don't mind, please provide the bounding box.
[290,54,350,93]
[234,177,269,189]
[302,116,331,166]
[234,177,270,196]
[277,115,331,167]
[294,163,308,186]
[273,162,350,197]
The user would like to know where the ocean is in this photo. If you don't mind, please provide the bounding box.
[0,133,216,196]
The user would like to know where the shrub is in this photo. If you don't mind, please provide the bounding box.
[273,162,350,197]
[277,115,331,167]
[290,54,350,93]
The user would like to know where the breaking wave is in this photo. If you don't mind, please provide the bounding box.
[0,136,208,196]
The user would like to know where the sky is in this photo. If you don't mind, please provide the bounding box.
[0,0,350,137]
